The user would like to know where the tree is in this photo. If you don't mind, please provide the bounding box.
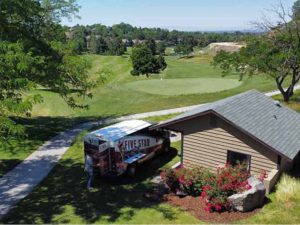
[174,43,193,57]
[107,38,126,55]
[145,39,157,55]
[156,41,166,55]
[70,25,87,54]
[40,0,80,22]
[157,54,167,71]
[293,0,300,20]
[130,45,167,77]
[89,34,100,54]
[213,2,300,102]
[89,34,108,54]
[0,0,94,141]
[98,37,109,54]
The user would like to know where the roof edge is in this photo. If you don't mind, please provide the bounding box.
[150,110,213,130]
[151,110,294,161]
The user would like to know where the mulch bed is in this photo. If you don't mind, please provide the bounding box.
[165,194,261,223]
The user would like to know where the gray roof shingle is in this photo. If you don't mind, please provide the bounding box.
[154,90,300,160]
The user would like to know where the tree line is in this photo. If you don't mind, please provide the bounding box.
[67,23,256,55]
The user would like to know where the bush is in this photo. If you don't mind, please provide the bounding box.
[201,163,251,212]
[161,166,214,196]
[183,167,215,196]
[160,168,179,192]
[161,163,251,213]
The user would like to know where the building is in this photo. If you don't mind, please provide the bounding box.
[151,90,300,193]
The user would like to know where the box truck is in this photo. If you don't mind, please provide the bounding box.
[84,120,170,176]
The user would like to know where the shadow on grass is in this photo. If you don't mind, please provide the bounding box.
[1,147,179,224]
[0,116,107,177]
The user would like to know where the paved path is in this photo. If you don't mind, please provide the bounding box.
[0,86,299,219]
[265,85,300,97]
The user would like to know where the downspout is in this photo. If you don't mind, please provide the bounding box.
[180,132,184,166]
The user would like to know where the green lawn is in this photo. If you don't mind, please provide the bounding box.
[0,117,84,177]
[124,78,242,95]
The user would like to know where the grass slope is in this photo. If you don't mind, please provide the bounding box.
[31,54,278,118]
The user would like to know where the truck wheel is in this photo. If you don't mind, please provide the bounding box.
[127,165,136,176]
[162,141,170,153]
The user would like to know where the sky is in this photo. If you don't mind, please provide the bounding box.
[62,0,296,31]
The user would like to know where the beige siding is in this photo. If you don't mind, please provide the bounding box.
[180,115,278,175]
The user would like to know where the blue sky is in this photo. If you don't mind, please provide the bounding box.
[62,0,296,31]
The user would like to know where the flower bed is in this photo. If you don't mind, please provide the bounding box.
[161,163,264,213]
[166,195,261,223]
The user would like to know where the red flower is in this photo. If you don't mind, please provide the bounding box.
[186,180,193,186]
[201,191,207,198]
[204,202,212,212]
[215,204,222,212]
[178,175,185,184]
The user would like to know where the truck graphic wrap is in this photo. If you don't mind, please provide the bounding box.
[83,120,170,176]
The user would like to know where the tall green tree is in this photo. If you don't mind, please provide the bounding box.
[174,43,193,57]
[130,44,167,77]
[107,38,126,55]
[70,25,87,54]
[156,41,166,55]
[0,0,94,141]
[293,0,300,20]
[157,54,167,71]
[89,35,108,54]
[213,1,300,102]
[145,39,157,55]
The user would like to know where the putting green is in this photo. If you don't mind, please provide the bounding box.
[123,78,242,96]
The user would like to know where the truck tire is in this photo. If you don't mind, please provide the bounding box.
[162,141,170,153]
[127,164,136,176]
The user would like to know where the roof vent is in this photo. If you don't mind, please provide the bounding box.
[273,100,282,107]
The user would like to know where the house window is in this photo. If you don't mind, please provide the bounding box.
[227,150,251,171]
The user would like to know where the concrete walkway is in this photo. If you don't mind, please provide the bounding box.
[0,86,299,219]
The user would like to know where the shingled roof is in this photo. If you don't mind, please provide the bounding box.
[153,90,300,160]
